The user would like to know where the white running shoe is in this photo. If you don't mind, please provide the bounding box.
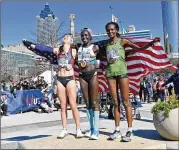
[76,129,84,138]
[57,129,68,139]
[121,131,133,142]
[107,130,121,140]
[84,130,92,138]
[90,132,99,140]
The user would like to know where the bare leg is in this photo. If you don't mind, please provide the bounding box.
[118,78,132,127]
[66,80,80,129]
[108,78,120,127]
[89,75,99,111]
[80,78,94,136]
[119,77,133,142]
[79,78,91,109]
[57,81,67,129]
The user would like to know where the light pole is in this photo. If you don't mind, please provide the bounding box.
[109,6,113,21]
[69,14,75,40]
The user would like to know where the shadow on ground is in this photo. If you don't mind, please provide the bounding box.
[96,129,166,141]
[134,118,153,123]
[133,129,166,141]
[1,135,51,141]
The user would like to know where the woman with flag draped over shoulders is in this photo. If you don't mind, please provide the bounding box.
[22,35,84,139]
[97,22,160,142]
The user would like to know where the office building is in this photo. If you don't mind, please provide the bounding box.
[36,3,58,47]
[161,1,178,54]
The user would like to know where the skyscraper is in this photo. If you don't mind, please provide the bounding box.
[161,1,178,54]
[36,3,58,47]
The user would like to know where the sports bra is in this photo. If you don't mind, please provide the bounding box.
[57,49,75,71]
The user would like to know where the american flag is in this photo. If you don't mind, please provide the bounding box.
[112,14,118,23]
[94,38,177,94]
[28,38,177,94]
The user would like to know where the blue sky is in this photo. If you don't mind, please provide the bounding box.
[1,1,164,46]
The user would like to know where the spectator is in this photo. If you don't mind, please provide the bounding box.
[146,80,152,103]
[167,82,174,96]
[29,77,36,89]
[152,79,158,102]
[162,64,179,100]
[10,82,17,98]
[2,82,8,91]
[22,81,29,90]
[52,92,60,111]
[38,91,53,113]
[139,77,147,102]
[156,76,165,101]
[41,76,48,90]
[1,93,8,116]
[35,76,42,89]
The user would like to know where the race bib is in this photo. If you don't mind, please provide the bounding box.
[106,48,120,63]
[78,51,91,62]
[58,57,68,67]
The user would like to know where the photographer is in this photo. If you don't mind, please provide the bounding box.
[1,93,8,116]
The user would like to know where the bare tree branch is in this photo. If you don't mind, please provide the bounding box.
[29,20,65,47]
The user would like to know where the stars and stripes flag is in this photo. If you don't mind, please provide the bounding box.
[112,14,118,23]
[93,38,177,94]
[28,38,177,94]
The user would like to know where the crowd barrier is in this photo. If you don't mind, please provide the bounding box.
[1,89,106,115]
[1,89,47,114]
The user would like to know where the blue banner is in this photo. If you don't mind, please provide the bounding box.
[1,89,45,114]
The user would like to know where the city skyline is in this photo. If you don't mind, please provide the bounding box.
[2,1,164,46]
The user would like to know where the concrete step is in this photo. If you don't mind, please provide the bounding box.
[17,129,167,149]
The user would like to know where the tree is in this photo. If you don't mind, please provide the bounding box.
[0,56,14,82]
[28,19,67,85]
[29,21,66,47]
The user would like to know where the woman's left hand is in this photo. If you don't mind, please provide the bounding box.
[149,37,160,46]
[152,37,161,43]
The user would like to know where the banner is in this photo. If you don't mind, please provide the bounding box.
[1,89,44,114]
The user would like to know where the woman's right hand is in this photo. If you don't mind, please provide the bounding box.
[22,39,33,49]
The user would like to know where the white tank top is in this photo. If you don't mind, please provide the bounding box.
[78,44,96,65]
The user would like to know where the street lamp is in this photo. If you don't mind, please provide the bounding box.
[69,14,75,39]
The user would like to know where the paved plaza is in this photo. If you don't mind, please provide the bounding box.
[1,102,178,149]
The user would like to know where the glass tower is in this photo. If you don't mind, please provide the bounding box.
[36,3,58,47]
[161,1,178,54]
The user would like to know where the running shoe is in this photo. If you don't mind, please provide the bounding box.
[84,130,93,138]
[89,130,99,140]
[121,131,133,142]
[57,129,68,139]
[76,129,84,138]
[107,130,121,140]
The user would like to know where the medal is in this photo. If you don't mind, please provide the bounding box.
[66,64,72,71]
[80,60,86,68]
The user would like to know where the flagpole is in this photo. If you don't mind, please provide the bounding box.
[109,6,113,21]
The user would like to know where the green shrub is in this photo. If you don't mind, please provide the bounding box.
[151,95,179,118]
